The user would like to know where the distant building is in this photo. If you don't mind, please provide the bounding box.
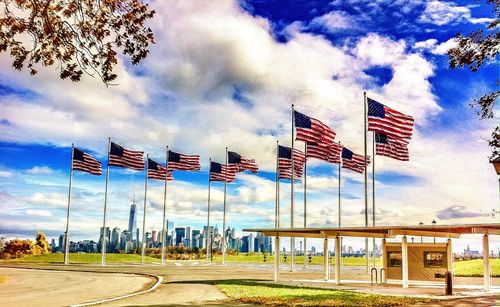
[98,227,110,252]
[152,230,157,246]
[175,227,185,246]
[111,227,121,252]
[241,234,254,253]
[128,201,137,242]
[59,234,65,252]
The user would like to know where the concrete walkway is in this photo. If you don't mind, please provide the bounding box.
[0,267,154,307]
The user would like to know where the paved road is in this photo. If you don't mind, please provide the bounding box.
[0,267,154,306]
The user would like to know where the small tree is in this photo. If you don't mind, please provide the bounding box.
[1,239,35,258]
[35,231,50,255]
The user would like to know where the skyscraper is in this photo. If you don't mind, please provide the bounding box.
[175,227,185,246]
[111,227,121,251]
[128,199,137,242]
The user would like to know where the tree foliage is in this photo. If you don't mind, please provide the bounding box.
[0,0,155,85]
[448,0,500,157]
[35,231,50,254]
[1,239,35,258]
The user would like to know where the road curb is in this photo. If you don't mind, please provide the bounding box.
[72,273,162,306]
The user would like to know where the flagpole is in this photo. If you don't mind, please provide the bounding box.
[290,104,295,272]
[363,92,369,273]
[161,146,169,265]
[372,133,376,268]
[303,142,307,269]
[275,140,280,282]
[222,147,228,265]
[338,159,343,266]
[141,154,149,264]
[64,144,75,265]
[101,137,111,267]
[206,158,212,262]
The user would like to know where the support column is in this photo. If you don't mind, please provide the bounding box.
[335,236,340,285]
[274,236,280,282]
[382,238,387,283]
[324,237,329,281]
[402,236,409,289]
[446,238,453,274]
[483,234,490,291]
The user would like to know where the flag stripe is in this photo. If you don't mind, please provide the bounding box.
[295,111,336,144]
[306,142,343,164]
[367,97,414,139]
[108,142,144,170]
[167,151,201,171]
[73,150,102,175]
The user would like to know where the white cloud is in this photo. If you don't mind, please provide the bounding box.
[26,166,54,175]
[418,0,471,26]
[431,38,458,55]
[26,209,52,217]
[0,171,13,177]
[469,17,495,24]
[354,33,407,66]
[414,37,457,55]
[308,11,356,32]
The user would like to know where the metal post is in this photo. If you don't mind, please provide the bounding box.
[303,143,307,269]
[141,154,149,264]
[338,159,343,266]
[222,147,228,265]
[291,104,295,272]
[274,236,280,282]
[161,146,169,265]
[323,237,329,280]
[402,236,409,288]
[335,236,340,285]
[483,234,491,291]
[372,133,376,268]
[206,158,212,262]
[275,141,280,281]
[381,238,387,283]
[64,144,75,265]
[101,138,111,266]
[363,92,369,273]
[446,238,453,276]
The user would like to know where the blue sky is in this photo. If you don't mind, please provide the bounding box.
[0,0,498,252]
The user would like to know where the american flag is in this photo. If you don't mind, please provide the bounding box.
[167,150,201,171]
[306,142,343,164]
[147,158,174,181]
[228,151,258,173]
[341,147,370,173]
[108,142,144,170]
[210,161,236,182]
[72,147,102,175]
[375,132,409,161]
[295,110,336,144]
[367,97,414,140]
[278,145,306,180]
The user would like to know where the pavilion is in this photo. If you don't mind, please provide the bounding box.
[243,223,500,291]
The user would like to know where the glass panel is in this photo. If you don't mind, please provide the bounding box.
[424,252,446,268]
[388,251,402,267]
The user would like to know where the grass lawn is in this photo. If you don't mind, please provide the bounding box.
[1,253,158,264]
[216,280,435,307]
[453,259,500,277]
[214,254,382,266]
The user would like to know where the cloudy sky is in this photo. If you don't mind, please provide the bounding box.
[0,0,498,252]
